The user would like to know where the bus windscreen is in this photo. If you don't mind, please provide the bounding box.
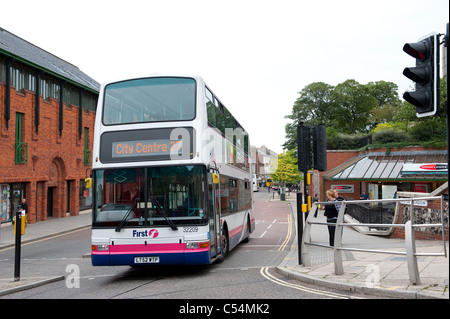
[103,77,196,125]
[93,165,207,228]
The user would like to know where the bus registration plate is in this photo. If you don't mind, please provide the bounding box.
[134,256,159,264]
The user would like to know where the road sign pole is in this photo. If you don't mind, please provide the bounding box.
[14,211,22,281]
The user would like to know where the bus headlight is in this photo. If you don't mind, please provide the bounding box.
[186,241,209,249]
[186,242,198,249]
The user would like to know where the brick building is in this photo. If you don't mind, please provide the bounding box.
[0,28,99,224]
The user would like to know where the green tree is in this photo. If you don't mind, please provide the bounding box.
[282,121,298,151]
[286,82,335,125]
[283,77,446,151]
[366,80,400,106]
[392,100,416,131]
[271,150,301,184]
[283,82,335,151]
[332,79,378,134]
[364,81,401,128]
[371,101,403,126]
[397,76,447,141]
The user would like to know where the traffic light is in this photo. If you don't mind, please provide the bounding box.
[402,33,440,117]
[312,125,327,171]
[297,124,311,172]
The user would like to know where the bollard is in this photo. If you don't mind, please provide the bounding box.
[405,220,421,285]
[14,211,22,281]
[297,192,303,265]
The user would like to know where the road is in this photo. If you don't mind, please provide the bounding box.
[0,190,374,303]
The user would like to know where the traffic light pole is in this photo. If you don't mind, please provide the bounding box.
[297,122,308,265]
[445,23,449,187]
[297,123,327,265]
[297,122,311,214]
[299,151,310,266]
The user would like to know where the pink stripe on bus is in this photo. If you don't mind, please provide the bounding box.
[107,243,209,255]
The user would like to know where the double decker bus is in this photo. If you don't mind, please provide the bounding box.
[91,75,255,266]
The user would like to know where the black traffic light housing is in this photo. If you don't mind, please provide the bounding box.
[403,33,440,117]
[297,123,327,172]
[312,125,327,171]
[297,124,311,172]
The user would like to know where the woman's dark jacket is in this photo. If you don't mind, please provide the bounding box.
[324,200,338,218]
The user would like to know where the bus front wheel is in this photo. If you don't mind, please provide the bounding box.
[221,230,229,258]
[215,227,229,264]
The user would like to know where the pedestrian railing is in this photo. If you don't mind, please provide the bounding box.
[301,196,448,285]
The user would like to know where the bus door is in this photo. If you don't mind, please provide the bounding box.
[208,171,221,260]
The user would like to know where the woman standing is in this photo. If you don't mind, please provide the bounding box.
[324,190,338,247]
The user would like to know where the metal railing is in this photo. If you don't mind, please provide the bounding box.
[84,149,92,166]
[15,141,28,164]
[345,201,395,232]
[301,196,448,285]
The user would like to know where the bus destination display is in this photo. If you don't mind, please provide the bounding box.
[112,139,181,158]
[100,127,194,163]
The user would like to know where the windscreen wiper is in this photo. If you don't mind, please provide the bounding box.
[152,197,178,231]
[115,198,139,232]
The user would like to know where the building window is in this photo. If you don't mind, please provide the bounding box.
[10,64,35,93]
[82,91,97,113]
[84,127,91,166]
[63,84,80,107]
[40,75,60,100]
[0,58,6,82]
[15,113,28,164]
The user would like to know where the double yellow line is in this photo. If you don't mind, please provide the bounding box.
[277,213,292,252]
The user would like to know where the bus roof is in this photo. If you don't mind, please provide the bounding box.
[99,73,204,87]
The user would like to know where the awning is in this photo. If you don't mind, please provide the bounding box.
[324,150,448,181]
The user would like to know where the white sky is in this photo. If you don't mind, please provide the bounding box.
[2,0,449,153]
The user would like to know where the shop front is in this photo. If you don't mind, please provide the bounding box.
[1,183,26,224]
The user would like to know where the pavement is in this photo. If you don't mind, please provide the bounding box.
[275,192,449,299]
[0,196,448,299]
[0,210,92,296]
